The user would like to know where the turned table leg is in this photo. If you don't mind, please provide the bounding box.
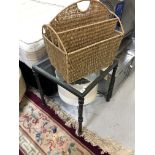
[78,97,84,136]
[33,69,46,106]
[106,63,118,102]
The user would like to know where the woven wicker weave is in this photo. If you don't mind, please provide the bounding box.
[42,0,124,83]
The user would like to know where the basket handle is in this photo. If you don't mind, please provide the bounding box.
[75,0,93,12]
[42,24,66,52]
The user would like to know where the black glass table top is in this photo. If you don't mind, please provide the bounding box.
[32,57,118,98]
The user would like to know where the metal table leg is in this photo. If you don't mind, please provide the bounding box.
[78,97,84,136]
[33,70,46,105]
[106,63,118,102]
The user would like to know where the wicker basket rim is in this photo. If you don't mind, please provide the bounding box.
[43,20,124,54]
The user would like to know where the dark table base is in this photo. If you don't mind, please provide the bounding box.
[32,59,118,136]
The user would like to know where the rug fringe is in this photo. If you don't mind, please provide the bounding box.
[30,88,133,155]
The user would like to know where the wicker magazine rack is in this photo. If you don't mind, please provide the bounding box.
[42,0,124,83]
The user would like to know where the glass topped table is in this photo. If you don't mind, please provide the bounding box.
[32,58,118,136]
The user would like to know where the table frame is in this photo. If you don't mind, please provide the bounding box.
[32,58,118,136]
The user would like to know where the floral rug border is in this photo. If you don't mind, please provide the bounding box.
[20,89,133,155]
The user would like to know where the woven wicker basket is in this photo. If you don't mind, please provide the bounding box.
[42,0,124,83]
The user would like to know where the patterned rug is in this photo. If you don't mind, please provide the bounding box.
[19,90,133,155]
